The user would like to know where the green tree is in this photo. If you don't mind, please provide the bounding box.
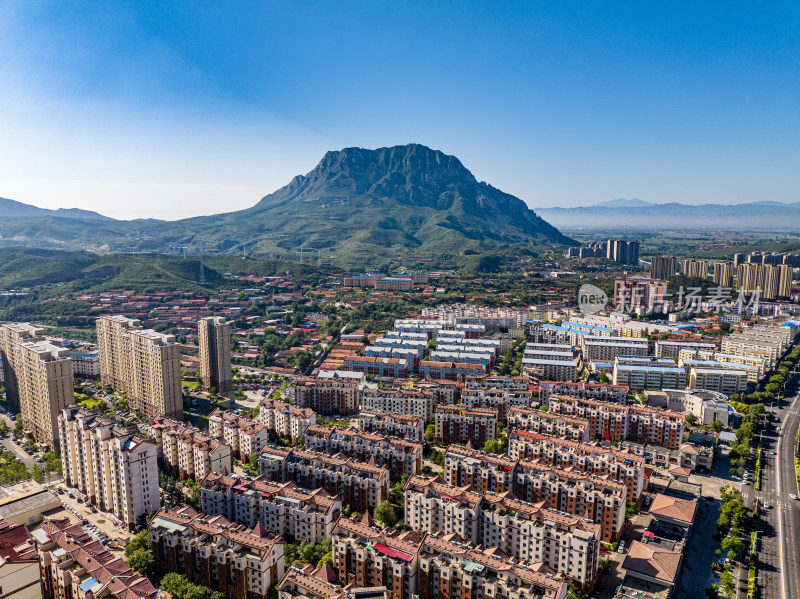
[721,535,744,560]
[718,570,735,598]
[316,551,333,568]
[126,548,155,576]
[0,420,8,436]
[685,412,699,426]
[483,439,504,454]
[247,451,259,476]
[709,420,723,433]
[12,415,22,439]
[31,465,44,483]
[424,424,435,444]
[125,529,151,557]
[375,500,397,527]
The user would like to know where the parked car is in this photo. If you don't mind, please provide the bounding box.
[618,540,625,553]
[790,494,798,500]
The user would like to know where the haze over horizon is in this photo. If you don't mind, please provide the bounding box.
[1,1,797,220]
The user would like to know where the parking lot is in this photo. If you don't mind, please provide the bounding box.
[56,486,132,550]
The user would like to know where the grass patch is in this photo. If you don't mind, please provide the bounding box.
[78,397,108,411]
[183,411,209,429]
[182,380,200,389]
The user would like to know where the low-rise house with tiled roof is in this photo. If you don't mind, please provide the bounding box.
[621,537,684,593]
[647,494,697,530]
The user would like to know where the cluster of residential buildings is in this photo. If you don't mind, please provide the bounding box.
[566,238,640,264]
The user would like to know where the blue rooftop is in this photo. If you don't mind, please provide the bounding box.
[542,324,588,335]
[563,321,614,333]
[80,577,100,592]
[615,365,685,373]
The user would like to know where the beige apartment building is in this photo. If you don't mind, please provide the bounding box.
[357,409,425,442]
[507,407,590,442]
[0,323,73,448]
[148,415,233,482]
[199,472,342,544]
[258,397,317,443]
[257,447,390,513]
[434,404,498,446]
[418,533,569,599]
[503,433,645,502]
[680,259,709,280]
[58,406,161,531]
[650,256,677,280]
[481,493,600,588]
[441,447,627,543]
[208,409,271,460]
[198,315,232,395]
[689,366,749,395]
[713,261,734,287]
[292,377,361,415]
[548,394,685,449]
[403,477,599,588]
[150,506,285,599]
[333,515,422,599]
[362,386,443,423]
[96,315,182,419]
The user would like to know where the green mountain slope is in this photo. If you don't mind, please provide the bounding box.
[170,144,574,261]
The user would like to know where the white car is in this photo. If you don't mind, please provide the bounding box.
[618,540,625,553]
[791,494,798,501]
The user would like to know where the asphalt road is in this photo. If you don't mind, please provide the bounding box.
[741,376,800,599]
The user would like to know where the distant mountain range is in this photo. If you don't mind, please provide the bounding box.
[0,197,111,221]
[0,144,574,266]
[535,200,800,230]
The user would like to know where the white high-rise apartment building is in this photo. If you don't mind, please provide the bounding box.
[96,315,182,419]
[59,406,161,531]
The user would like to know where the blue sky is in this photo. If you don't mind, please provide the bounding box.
[1,1,797,219]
